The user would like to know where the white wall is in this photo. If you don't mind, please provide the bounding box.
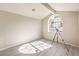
[0,11,41,51]
[42,11,79,47]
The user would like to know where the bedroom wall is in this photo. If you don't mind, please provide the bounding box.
[42,11,79,47]
[0,11,41,51]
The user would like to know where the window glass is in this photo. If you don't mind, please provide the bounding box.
[48,14,63,32]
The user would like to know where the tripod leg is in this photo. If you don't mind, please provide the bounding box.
[57,32,58,43]
[52,32,57,43]
[58,32,69,53]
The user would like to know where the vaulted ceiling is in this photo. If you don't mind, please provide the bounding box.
[0,3,79,20]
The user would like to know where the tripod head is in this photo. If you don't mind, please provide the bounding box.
[55,27,60,32]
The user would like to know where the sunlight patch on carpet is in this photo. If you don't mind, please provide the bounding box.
[18,41,52,54]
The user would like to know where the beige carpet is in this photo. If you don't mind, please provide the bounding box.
[0,39,79,56]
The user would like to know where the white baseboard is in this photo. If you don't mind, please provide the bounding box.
[63,42,79,48]
[44,38,79,48]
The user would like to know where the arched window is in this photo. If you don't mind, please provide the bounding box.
[48,14,63,32]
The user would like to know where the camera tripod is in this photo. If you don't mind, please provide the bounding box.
[52,28,69,55]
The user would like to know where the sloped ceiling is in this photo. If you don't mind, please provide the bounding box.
[0,3,51,20]
[49,3,79,12]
